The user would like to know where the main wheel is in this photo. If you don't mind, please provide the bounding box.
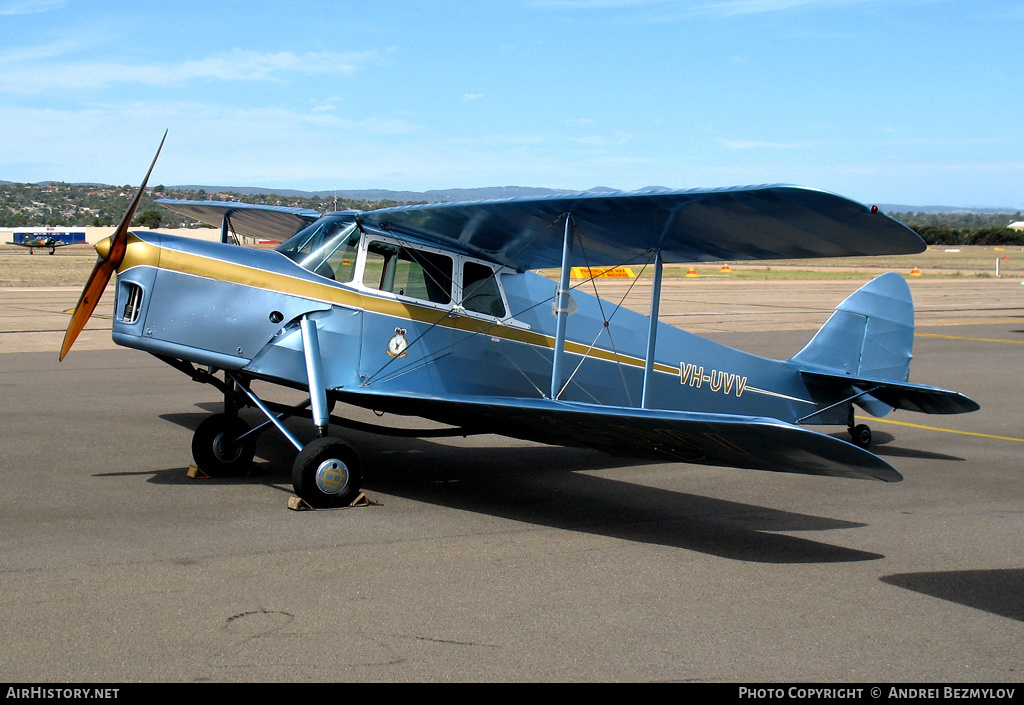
[292,437,362,508]
[849,423,872,449]
[192,414,257,476]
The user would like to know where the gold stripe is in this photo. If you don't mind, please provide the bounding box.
[917,318,1020,328]
[118,235,679,375]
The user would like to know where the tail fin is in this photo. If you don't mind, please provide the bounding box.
[790,273,979,417]
[790,272,914,381]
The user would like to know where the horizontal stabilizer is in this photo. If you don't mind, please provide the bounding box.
[800,370,980,415]
[333,388,903,482]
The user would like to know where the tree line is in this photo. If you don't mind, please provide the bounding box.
[887,212,1024,247]
[0,182,419,229]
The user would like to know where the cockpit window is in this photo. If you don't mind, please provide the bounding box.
[364,241,453,305]
[277,217,359,282]
[462,261,506,317]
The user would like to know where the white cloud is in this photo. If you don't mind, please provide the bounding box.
[690,0,838,16]
[529,0,669,8]
[0,0,66,15]
[174,49,366,82]
[687,0,948,18]
[570,131,633,146]
[0,100,425,184]
[0,47,388,94]
[717,137,827,150]
[530,0,926,19]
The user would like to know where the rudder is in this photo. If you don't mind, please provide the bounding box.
[790,272,914,382]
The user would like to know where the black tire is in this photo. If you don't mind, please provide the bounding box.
[192,414,256,476]
[292,437,362,508]
[849,423,872,449]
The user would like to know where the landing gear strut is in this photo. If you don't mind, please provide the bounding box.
[182,313,364,507]
[187,372,365,505]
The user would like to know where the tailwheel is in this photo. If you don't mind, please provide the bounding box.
[192,413,257,476]
[292,437,362,509]
[849,423,872,449]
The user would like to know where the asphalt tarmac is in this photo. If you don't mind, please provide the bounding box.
[0,280,1021,683]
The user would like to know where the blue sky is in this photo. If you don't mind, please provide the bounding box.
[1,0,1021,207]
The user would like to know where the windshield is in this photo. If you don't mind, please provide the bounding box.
[277,216,360,282]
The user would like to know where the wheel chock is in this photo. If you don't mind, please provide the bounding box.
[349,492,378,507]
[287,496,314,511]
[287,492,378,511]
[187,464,211,479]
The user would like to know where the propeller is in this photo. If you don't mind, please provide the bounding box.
[59,131,167,361]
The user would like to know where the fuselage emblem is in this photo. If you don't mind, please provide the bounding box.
[387,328,409,358]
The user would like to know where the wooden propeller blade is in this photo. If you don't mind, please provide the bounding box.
[59,256,116,361]
[59,131,167,360]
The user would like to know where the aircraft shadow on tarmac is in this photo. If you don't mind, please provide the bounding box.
[880,569,1024,623]
[826,430,966,463]
[141,407,889,566]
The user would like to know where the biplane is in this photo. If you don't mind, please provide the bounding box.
[60,134,978,507]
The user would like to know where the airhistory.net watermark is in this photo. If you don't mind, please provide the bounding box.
[6,689,118,700]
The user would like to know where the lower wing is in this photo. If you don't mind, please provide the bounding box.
[332,389,903,482]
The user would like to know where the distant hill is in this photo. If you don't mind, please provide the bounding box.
[171,187,1018,212]
[171,185,585,203]
[4,179,1021,244]
[2,177,1019,214]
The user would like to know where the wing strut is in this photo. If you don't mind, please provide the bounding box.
[550,215,574,399]
[220,214,232,245]
[641,250,663,409]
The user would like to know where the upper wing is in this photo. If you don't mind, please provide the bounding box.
[156,199,321,242]
[359,185,924,271]
[332,388,903,482]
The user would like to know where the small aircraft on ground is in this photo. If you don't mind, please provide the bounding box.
[8,236,75,255]
[60,134,979,507]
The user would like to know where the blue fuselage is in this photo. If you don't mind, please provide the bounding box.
[108,229,840,427]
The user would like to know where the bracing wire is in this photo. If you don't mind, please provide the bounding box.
[357,213,661,406]
[361,216,563,390]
